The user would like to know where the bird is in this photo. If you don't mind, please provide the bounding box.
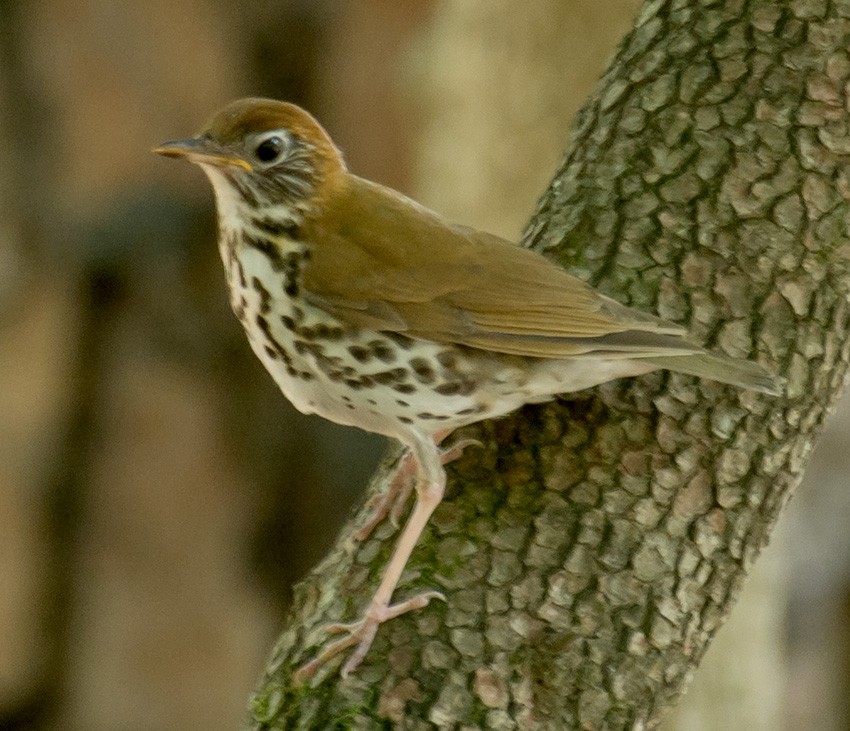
[154,97,781,681]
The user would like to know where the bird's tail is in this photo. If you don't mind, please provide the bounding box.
[643,353,783,395]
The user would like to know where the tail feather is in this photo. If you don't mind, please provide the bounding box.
[644,353,783,395]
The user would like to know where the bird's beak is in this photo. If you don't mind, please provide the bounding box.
[152,137,253,172]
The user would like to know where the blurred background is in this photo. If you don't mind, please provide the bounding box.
[0,1,847,729]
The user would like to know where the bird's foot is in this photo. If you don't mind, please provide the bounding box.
[354,451,417,541]
[355,437,482,541]
[438,437,483,465]
[293,590,446,683]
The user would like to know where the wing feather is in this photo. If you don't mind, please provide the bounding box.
[301,175,692,359]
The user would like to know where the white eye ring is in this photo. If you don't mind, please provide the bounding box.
[253,132,287,164]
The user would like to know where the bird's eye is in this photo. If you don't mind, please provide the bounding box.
[254,136,284,163]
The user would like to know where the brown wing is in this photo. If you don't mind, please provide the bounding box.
[301,175,697,359]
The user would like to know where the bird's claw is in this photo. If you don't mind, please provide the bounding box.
[293,591,446,683]
[439,437,484,464]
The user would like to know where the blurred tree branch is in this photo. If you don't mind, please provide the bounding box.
[248,0,850,727]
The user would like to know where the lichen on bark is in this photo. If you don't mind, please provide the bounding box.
[248,0,850,728]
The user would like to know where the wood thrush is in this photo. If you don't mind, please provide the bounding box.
[154,98,781,681]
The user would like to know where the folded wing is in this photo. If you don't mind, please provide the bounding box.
[301,175,699,360]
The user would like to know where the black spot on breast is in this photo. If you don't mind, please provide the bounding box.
[294,340,324,356]
[416,412,450,421]
[453,379,476,396]
[384,332,415,349]
[252,217,300,238]
[236,259,247,288]
[255,314,293,366]
[348,345,371,363]
[434,382,463,396]
[281,315,297,332]
[410,357,436,384]
[437,350,458,368]
[314,324,344,341]
[392,383,416,394]
[281,252,303,297]
[244,234,285,271]
[264,345,278,360]
[396,399,409,407]
[398,416,414,424]
[252,277,272,315]
[372,368,408,385]
[369,339,396,363]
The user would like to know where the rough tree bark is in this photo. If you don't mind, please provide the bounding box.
[248,0,850,728]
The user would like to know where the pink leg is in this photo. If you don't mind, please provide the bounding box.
[354,431,481,541]
[294,431,450,682]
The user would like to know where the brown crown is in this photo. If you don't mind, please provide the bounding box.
[201,97,344,170]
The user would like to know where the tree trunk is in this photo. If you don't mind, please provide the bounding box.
[413,5,793,726]
[248,0,850,728]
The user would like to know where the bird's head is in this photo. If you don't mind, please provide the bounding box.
[154,98,346,215]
